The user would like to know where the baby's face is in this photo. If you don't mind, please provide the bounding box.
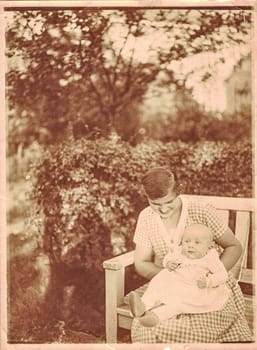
[181,225,212,259]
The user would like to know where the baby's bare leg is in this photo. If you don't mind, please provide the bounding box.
[128,291,146,317]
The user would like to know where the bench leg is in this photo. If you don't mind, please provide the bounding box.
[105,267,124,343]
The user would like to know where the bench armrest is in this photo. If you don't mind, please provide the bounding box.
[103,250,135,270]
[103,250,135,342]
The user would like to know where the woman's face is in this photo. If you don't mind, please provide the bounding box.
[148,188,181,219]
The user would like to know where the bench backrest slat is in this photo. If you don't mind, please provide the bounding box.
[189,195,255,212]
[240,268,254,285]
[231,211,251,279]
[235,211,251,267]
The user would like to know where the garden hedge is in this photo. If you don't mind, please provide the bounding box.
[9,136,252,342]
[32,136,252,270]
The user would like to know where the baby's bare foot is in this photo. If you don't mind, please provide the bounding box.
[128,291,146,317]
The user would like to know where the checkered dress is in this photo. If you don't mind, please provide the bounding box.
[131,196,253,343]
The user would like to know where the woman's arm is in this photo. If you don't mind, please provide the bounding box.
[215,227,243,271]
[134,244,163,280]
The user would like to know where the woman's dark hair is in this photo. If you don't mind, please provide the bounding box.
[141,167,179,200]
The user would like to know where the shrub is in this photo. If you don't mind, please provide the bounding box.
[9,136,250,341]
[143,107,251,144]
[32,136,252,270]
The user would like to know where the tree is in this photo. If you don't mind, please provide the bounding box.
[6,8,252,153]
[6,7,252,341]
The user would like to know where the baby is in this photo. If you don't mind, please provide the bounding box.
[129,223,231,327]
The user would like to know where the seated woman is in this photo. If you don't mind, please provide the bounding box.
[131,166,252,343]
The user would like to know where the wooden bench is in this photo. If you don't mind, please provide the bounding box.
[103,195,256,343]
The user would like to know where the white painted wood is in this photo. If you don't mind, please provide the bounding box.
[187,195,255,212]
[240,268,254,284]
[230,212,250,280]
[103,250,135,270]
[118,314,133,330]
[105,268,124,343]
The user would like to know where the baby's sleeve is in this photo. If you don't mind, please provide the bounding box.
[133,209,152,249]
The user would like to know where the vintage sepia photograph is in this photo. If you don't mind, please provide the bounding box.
[1,0,256,348]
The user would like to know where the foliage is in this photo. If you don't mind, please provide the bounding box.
[32,136,252,270]
[7,7,253,342]
[142,99,251,143]
[6,8,252,153]
[9,136,252,342]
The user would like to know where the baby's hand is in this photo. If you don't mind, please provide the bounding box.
[197,276,207,289]
[166,260,180,272]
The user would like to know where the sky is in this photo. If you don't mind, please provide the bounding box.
[171,44,251,111]
[106,9,251,112]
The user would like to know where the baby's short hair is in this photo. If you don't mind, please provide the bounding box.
[184,223,213,242]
